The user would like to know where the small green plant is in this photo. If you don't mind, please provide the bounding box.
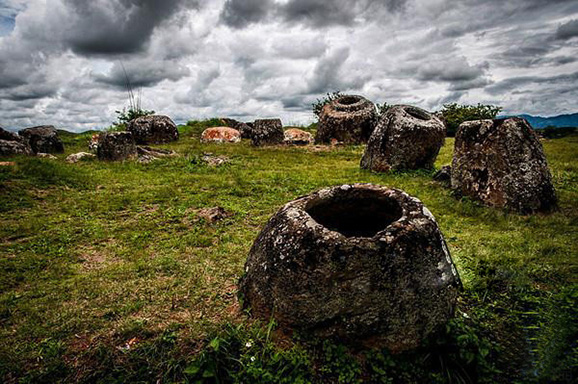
[312,91,342,117]
[378,102,392,115]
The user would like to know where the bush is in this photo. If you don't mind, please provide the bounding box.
[440,103,502,136]
[114,107,155,127]
[312,91,342,117]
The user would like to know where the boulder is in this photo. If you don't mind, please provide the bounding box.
[315,95,377,144]
[201,127,241,143]
[66,152,96,163]
[361,105,445,172]
[126,115,178,144]
[0,139,32,156]
[36,153,58,159]
[284,128,314,145]
[18,125,64,154]
[451,118,557,214]
[240,184,461,351]
[96,132,137,161]
[0,127,21,142]
[220,118,252,139]
[251,119,284,146]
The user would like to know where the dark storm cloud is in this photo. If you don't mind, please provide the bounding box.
[94,60,190,87]
[65,0,199,55]
[556,19,578,40]
[281,0,407,27]
[220,0,407,29]
[220,0,273,28]
[280,0,356,27]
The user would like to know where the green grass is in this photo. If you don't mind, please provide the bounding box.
[1,122,577,383]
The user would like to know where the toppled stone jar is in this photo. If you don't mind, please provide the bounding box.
[126,115,179,144]
[361,105,445,172]
[451,118,557,214]
[18,125,64,154]
[315,95,377,144]
[97,132,137,161]
[239,184,461,352]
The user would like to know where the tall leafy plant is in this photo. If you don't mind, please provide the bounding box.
[114,63,154,127]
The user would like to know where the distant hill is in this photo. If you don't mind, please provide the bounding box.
[501,113,578,129]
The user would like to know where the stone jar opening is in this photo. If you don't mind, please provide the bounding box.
[304,188,403,238]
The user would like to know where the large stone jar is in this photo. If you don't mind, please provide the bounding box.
[451,118,557,214]
[361,105,445,172]
[315,95,377,144]
[239,184,461,352]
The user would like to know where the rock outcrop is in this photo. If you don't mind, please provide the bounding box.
[126,115,178,144]
[96,132,137,161]
[451,118,557,213]
[240,184,461,351]
[251,119,284,146]
[284,128,314,145]
[361,105,445,172]
[18,125,64,154]
[201,127,241,143]
[315,95,377,144]
[0,127,21,142]
[66,152,96,163]
[0,127,32,156]
[0,139,32,156]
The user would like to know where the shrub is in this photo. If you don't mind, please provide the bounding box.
[440,103,502,136]
[312,91,342,117]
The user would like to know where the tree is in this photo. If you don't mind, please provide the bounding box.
[440,103,502,136]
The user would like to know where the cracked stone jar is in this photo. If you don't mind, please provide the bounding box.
[239,184,461,352]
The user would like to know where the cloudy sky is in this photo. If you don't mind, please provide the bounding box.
[0,0,577,132]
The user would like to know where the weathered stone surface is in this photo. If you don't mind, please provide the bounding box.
[284,128,314,145]
[96,132,137,161]
[126,115,178,144]
[0,139,32,156]
[451,118,557,214]
[66,152,96,163]
[0,127,21,142]
[251,119,284,146]
[36,153,58,159]
[201,127,241,143]
[196,207,230,223]
[315,95,377,144]
[136,145,176,163]
[18,125,64,154]
[220,118,252,139]
[240,183,461,351]
[199,153,229,167]
[361,105,445,172]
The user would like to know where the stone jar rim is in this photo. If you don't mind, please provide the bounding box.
[281,184,422,241]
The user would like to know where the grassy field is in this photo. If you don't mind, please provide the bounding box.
[1,122,577,383]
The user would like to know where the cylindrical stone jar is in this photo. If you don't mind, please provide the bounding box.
[239,184,461,352]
